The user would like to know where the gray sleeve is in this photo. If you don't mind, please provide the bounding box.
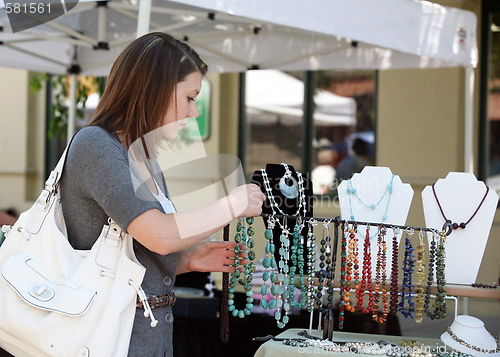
[65,127,161,232]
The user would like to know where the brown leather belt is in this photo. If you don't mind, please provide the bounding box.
[136,291,176,309]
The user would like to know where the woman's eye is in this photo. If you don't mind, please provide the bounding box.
[188,97,195,103]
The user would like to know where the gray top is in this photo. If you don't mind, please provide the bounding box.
[60,126,177,357]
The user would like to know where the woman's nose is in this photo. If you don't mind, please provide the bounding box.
[188,103,199,118]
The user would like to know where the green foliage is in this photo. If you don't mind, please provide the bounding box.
[29,73,49,93]
[30,74,106,141]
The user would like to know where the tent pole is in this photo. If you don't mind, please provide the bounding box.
[137,0,152,37]
[67,74,77,143]
[302,71,315,174]
[465,67,474,173]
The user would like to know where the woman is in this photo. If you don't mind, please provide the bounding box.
[59,32,264,356]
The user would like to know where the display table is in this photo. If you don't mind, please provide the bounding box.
[254,328,443,357]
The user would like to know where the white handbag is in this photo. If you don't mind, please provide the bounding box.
[0,144,157,357]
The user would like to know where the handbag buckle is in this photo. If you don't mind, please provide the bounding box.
[105,220,123,243]
[29,283,55,302]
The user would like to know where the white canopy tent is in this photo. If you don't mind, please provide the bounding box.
[0,0,478,169]
[0,0,477,74]
[246,69,356,127]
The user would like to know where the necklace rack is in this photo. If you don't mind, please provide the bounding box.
[259,213,453,330]
[432,183,489,230]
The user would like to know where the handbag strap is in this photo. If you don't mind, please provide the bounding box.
[27,133,121,236]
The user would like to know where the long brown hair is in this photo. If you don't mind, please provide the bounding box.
[89,32,207,148]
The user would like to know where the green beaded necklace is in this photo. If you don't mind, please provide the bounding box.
[288,220,307,309]
[228,217,256,318]
[424,230,447,320]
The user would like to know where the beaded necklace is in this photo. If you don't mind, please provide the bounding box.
[347,174,395,222]
[432,183,489,230]
[399,230,415,319]
[306,219,317,313]
[275,219,291,328]
[228,217,256,318]
[316,220,333,315]
[424,231,447,320]
[260,216,278,310]
[343,224,355,313]
[338,223,348,329]
[414,230,426,324]
[389,228,400,315]
[446,327,500,354]
[289,220,307,309]
[372,226,388,324]
[356,225,374,314]
[471,282,498,289]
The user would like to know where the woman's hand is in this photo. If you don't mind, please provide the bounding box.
[228,184,265,218]
[177,240,247,275]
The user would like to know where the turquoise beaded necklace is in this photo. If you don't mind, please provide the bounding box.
[347,174,395,222]
[260,216,279,310]
[228,217,256,318]
[347,174,395,240]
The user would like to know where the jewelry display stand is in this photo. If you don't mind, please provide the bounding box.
[337,166,414,273]
[422,172,499,284]
[251,163,313,258]
[441,315,500,357]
